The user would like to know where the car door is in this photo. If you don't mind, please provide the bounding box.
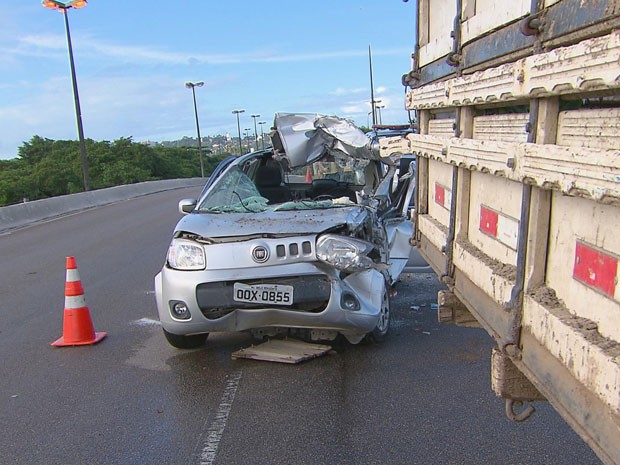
[374,158,422,284]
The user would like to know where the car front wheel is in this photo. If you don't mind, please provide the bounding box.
[365,287,391,343]
[163,329,208,349]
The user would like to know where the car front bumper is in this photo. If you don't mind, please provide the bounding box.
[155,261,386,341]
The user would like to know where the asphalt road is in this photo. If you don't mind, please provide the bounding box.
[0,187,601,465]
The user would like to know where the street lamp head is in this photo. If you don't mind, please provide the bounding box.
[232,109,245,115]
[42,0,87,10]
[185,81,204,88]
[251,114,260,118]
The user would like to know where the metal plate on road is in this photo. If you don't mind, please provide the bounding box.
[233,282,294,305]
[231,339,332,364]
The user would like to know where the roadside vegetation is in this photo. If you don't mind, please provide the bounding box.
[0,136,229,207]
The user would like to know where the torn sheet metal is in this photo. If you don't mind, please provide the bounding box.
[176,202,369,238]
[271,113,381,168]
[231,339,332,364]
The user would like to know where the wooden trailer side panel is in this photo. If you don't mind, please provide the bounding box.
[401,8,620,460]
[546,194,620,341]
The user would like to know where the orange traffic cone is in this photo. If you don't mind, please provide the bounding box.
[305,166,313,183]
[51,257,107,347]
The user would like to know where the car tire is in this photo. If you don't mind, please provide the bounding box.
[365,286,391,343]
[163,329,208,349]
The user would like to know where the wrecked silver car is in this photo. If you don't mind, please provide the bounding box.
[154,113,416,349]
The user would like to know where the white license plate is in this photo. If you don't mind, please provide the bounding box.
[233,283,294,305]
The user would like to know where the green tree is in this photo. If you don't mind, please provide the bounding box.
[0,136,230,207]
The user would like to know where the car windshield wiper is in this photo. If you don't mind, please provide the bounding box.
[232,191,260,212]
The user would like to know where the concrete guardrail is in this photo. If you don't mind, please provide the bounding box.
[0,178,205,233]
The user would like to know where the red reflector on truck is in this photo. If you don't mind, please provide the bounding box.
[434,183,451,210]
[479,206,519,250]
[435,183,445,207]
[573,241,618,298]
[480,206,498,237]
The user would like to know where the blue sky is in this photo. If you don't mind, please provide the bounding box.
[1,1,416,160]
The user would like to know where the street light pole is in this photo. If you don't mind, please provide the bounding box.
[232,109,245,155]
[368,45,377,129]
[42,0,90,191]
[258,121,266,150]
[244,128,252,152]
[251,114,260,148]
[372,99,382,128]
[376,105,385,125]
[185,81,205,177]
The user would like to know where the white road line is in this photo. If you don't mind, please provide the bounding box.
[199,370,243,465]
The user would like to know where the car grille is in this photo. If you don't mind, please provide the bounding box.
[196,275,331,320]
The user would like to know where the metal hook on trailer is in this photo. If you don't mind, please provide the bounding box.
[505,399,536,422]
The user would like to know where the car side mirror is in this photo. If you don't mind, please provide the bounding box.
[178,199,197,215]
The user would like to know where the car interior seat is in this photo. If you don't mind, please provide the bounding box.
[254,164,292,204]
[310,179,357,202]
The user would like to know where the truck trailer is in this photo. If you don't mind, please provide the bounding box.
[384,1,620,463]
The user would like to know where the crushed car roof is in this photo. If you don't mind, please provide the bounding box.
[271,113,383,168]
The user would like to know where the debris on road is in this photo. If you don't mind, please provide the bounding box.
[231,339,332,364]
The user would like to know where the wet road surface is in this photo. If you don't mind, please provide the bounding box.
[0,187,601,464]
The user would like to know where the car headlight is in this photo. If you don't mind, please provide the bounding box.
[167,239,206,270]
[316,234,375,272]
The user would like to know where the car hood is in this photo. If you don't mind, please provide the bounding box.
[271,113,383,168]
[175,205,369,239]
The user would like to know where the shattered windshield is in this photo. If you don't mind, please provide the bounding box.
[197,167,268,213]
[196,163,359,213]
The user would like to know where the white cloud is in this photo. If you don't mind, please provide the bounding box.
[0,25,412,159]
[331,87,367,96]
[15,33,410,67]
[341,104,368,114]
